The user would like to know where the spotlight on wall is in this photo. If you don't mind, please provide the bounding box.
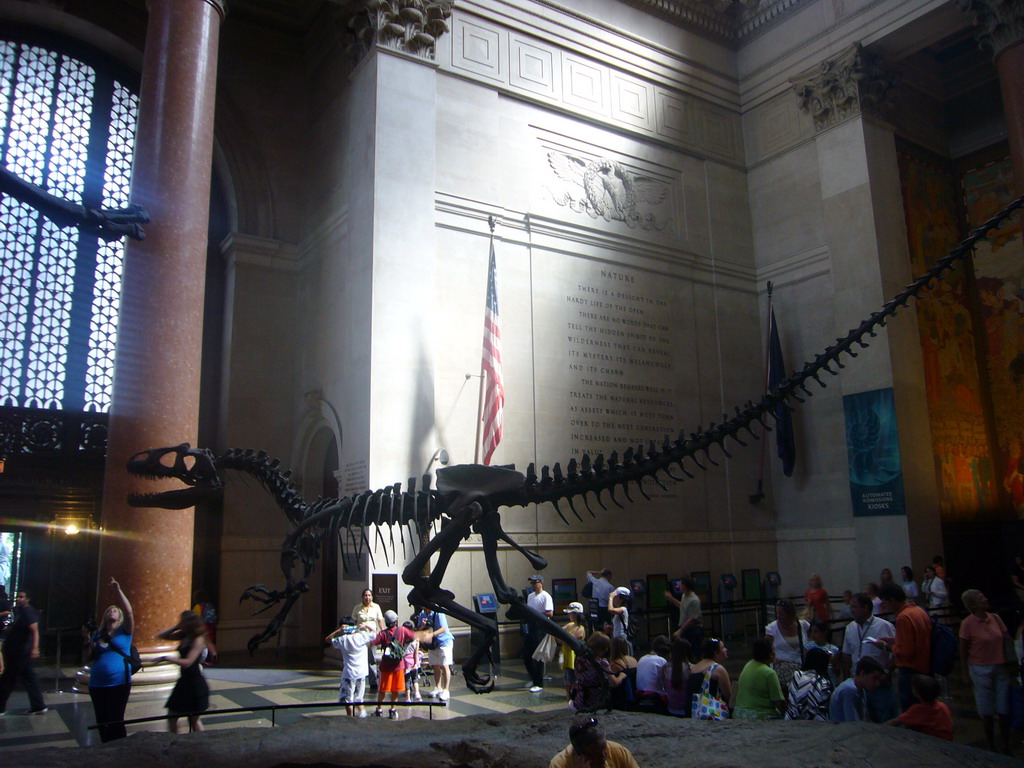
[0,454,6,474]
[424,448,450,475]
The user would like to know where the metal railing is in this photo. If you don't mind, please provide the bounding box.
[90,698,447,733]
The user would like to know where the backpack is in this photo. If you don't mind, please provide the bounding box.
[929,616,957,677]
[382,628,407,663]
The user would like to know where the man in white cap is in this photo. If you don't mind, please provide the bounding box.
[523,574,553,692]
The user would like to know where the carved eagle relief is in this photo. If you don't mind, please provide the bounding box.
[547,151,669,230]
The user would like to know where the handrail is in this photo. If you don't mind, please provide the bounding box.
[90,698,446,733]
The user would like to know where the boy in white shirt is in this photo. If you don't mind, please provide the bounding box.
[325,616,374,717]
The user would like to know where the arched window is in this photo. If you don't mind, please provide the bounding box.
[0,30,138,413]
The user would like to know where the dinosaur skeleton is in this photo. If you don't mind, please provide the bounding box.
[126,194,1023,696]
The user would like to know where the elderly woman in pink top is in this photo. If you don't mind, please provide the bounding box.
[959,589,1012,755]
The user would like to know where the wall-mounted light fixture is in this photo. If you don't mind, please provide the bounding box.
[424,448,450,475]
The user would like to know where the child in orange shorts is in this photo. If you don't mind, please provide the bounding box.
[372,610,416,719]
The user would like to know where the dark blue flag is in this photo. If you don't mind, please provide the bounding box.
[767,307,796,477]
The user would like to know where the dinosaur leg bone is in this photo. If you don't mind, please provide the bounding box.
[242,587,306,655]
[401,500,483,595]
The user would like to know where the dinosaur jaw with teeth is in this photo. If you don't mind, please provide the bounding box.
[126,443,224,509]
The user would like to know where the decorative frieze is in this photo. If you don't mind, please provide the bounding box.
[616,0,812,41]
[790,44,897,133]
[956,0,1024,59]
[344,0,454,62]
[443,13,743,166]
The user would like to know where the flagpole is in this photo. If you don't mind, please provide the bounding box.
[473,217,497,464]
[750,281,773,504]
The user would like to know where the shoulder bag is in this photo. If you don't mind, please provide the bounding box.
[692,663,729,720]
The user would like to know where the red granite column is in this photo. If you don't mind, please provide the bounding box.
[80,0,226,690]
[996,39,1024,207]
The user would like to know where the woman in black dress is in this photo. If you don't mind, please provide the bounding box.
[156,610,209,733]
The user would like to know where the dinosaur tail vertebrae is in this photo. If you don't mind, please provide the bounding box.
[499,194,1024,520]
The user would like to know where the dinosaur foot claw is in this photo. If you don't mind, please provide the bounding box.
[463,668,494,694]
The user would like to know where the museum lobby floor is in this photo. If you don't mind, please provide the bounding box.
[0,648,571,750]
[0,647,1014,755]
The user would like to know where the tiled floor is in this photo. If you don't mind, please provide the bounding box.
[0,650,1016,755]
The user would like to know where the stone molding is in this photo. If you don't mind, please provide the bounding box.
[221,232,301,272]
[343,0,454,62]
[434,192,757,293]
[618,0,813,43]
[790,43,897,133]
[956,0,1024,59]
[441,10,744,166]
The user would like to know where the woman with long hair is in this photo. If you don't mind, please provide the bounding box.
[569,631,624,714]
[609,635,638,710]
[157,610,210,733]
[662,636,692,717]
[87,578,134,742]
[764,599,809,696]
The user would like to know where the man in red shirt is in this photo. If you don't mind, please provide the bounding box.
[876,582,931,711]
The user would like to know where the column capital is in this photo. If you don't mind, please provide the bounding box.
[206,0,228,20]
[790,43,898,133]
[956,0,1024,60]
[150,0,228,20]
[342,0,454,64]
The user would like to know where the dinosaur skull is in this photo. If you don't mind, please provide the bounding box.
[126,443,223,509]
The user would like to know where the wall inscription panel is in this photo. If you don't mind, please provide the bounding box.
[532,255,701,517]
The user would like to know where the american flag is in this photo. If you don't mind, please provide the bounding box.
[480,239,504,465]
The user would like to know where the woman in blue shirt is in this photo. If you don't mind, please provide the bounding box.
[88,578,134,742]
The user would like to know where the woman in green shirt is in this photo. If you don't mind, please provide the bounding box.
[734,638,786,720]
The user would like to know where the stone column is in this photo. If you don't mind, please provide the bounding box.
[79,0,226,691]
[338,1,451,612]
[790,44,943,579]
[958,0,1024,204]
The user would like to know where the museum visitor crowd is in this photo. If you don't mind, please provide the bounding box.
[0,554,1021,759]
[529,558,1019,758]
